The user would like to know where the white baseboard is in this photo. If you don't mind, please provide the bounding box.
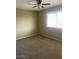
[16,33,62,42]
[39,34,62,42]
[16,33,38,40]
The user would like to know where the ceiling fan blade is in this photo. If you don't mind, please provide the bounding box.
[32,6,37,8]
[42,3,51,5]
[28,3,37,5]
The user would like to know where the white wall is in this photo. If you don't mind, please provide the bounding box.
[39,5,62,41]
[16,9,38,40]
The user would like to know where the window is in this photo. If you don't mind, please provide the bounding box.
[47,11,62,28]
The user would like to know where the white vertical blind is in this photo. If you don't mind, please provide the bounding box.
[47,13,56,27]
[47,11,62,28]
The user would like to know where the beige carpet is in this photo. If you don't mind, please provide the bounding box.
[16,35,62,59]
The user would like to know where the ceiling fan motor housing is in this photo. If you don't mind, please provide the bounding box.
[37,0,42,4]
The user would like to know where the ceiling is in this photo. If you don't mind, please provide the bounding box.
[16,0,62,11]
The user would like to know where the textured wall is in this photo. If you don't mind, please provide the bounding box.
[39,5,62,41]
[16,9,38,39]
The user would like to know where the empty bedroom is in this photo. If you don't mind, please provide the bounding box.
[16,0,62,59]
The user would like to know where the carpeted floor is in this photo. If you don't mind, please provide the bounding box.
[16,35,62,59]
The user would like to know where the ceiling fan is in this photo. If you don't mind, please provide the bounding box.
[28,0,51,8]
